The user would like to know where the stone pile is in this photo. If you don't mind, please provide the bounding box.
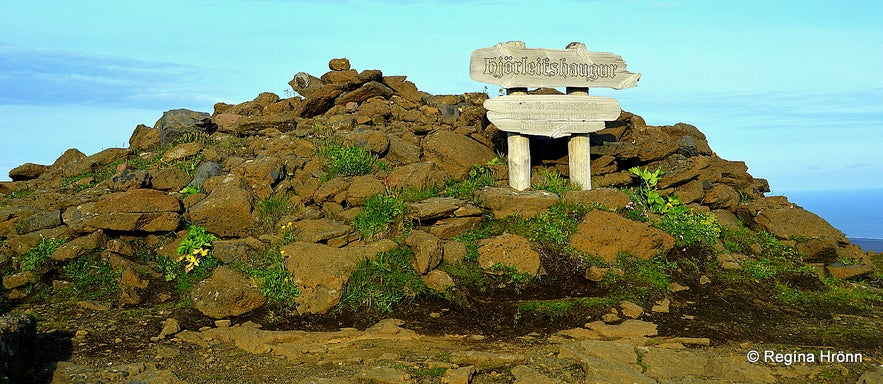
[0,57,876,320]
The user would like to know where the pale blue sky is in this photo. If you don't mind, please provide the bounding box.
[1,0,882,193]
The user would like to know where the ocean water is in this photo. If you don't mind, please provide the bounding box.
[782,188,883,253]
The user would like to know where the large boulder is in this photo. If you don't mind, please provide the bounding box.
[62,189,181,233]
[476,187,558,219]
[188,177,255,237]
[738,196,848,241]
[190,266,266,319]
[478,233,542,277]
[570,210,675,263]
[155,109,216,146]
[283,240,397,315]
[8,163,49,181]
[230,157,286,199]
[388,162,447,191]
[422,131,495,179]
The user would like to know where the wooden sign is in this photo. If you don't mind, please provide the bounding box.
[484,94,620,137]
[470,41,640,89]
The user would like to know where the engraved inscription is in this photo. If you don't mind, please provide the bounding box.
[483,56,618,83]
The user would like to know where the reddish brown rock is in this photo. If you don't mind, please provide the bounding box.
[476,187,558,219]
[478,233,541,277]
[283,240,397,314]
[407,197,467,220]
[8,163,49,181]
[388,163,447,191]
[96,189,181,213]
[703,183,740,210]
[383,76,425,104]
[288,72,324,98]
[188,178,255,237]
[230,157,286,199]
[422,131,495,179]
[346,175,385,206]
[826,263,875,280]
[293,218,353,244]
[428,217,482,239]
[328,58,351,71]
[570,210,675,263]
[421,270,455,292]
[562,188,632,210]
[738,196,847,241]
[190,266,266,319]
[51,230,108,261]
[336,82,394,105]
[62,189,181,233]
[128,124,161,150]
[298,85,344,118]
[405,230,443,274]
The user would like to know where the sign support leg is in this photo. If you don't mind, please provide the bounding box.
[505,87,530,191]
[566,85,592,190]
[507,132,531,191]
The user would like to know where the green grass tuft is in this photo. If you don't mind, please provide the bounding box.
[340,246,426,313]
[352,194,407,239]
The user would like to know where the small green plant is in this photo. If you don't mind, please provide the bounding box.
[156,250,221,293]
[601,254,675,298]
[20,236,66,272]
[627,166,722,248]
[246,248,300,306]
[340,246,426,313]
[60,254,121,301]
[61,172,95,190]
[176,225,217,273]
[532,168,578,194]
[411,367,447,379]
[352,194,407,239]
[320,144,384,179]
[443,164,495,199]
[653,209,721,248]
[489,263,533,286]
[277,221,298,246]
[517,297,616,319]
[179,185,202,198]
[499,203,588,247]
[257,194,296,229]
[629,166,671,214]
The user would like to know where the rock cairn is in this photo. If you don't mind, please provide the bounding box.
[0,58,875,318]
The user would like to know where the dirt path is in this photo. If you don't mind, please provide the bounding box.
[14,301,883,384]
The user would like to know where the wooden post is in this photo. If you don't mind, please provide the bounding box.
[566,42,592,190]
[506,87,531,191]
